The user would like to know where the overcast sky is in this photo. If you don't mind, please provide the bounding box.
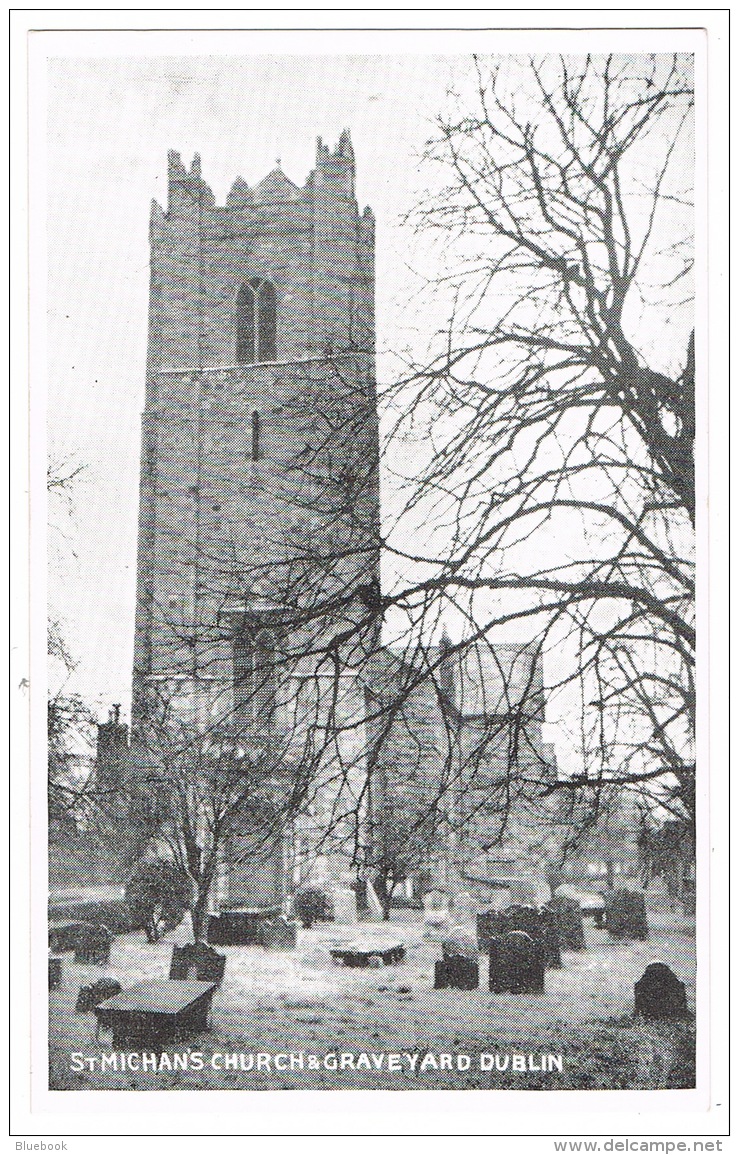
[45,52,468,715]
[41,43,695,786]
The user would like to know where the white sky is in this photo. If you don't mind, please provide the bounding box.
[42,44,695,780]
[46,52,464,714]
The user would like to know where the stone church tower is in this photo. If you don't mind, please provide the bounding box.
[131,134,381,906]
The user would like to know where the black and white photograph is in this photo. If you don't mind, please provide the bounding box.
[11,11,729,1142]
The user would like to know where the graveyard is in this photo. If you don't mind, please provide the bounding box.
[49,892,695,1091]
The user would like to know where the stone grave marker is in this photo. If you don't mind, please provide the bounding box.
[434,956,479,990]
[74,924,113,966]
[547,894,587,950]
[499,904,560,968]
[261,915,298,950]
[476,909,505,953]
[488,930,545,994]
[169,941,226,985]
[331,886,358,924]
[93,980,216,1047]
[537,906,563,968]
[76,977,122,1013]
[634,962,689,1020]
[605,888,649,940]
[442,925,478,960]
[422,889,450,939]
[48,957,62,990]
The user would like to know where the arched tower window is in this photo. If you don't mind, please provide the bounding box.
[251,411,261,461]
[236,278,277,364]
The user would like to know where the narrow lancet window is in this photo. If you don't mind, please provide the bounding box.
[236,278,277,364]
[252,411,261,461]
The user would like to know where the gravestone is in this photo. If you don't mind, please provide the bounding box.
[634,962,689,1020]
[208,906,280,945]
[488,930,545,994]
[499,904,560,968]
[330,939,405,967]
[502,903,540,935]
[76,977,122,1013]
[450,891,477,927]
[169,942,226,985]
[49,920,94,954]
[537,906,563,968]
[48,957,62,990]
[331,886,358,924]
[422,889,450,939]
[434,956,479,990]
[605,888,649,940]
[476,910,505,953]
[442,926,478,961]
[94,980,216,1047]
[73,924,112,966]
[547,894,587,950]
[260,915,298,950]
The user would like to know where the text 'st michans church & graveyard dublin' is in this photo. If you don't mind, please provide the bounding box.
[104,134,555,914]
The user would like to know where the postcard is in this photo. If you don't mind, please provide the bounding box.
[11,11,729,1145]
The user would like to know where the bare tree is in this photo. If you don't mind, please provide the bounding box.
[47,621,95,826]
[638,815,695,911]
[111,684,313,938]
[47,460,95,828]
[381,53,695,826]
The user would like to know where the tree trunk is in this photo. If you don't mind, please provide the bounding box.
[191,890,210,942]
[378,878,396,921]
[605,858,615,890]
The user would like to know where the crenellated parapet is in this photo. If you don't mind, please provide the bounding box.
[166,149,215,215]
[160,133,357,219]
[145,133,374,379]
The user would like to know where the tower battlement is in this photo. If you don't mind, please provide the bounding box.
[158,133,359,223]
[145,135,374,379]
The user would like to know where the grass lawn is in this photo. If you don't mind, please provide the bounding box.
[49,908,695,1091]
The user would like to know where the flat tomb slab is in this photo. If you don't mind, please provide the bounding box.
[330,940,405,967]
[94,980,216,1047]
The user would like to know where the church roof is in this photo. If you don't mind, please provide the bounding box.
[252,167,301,204]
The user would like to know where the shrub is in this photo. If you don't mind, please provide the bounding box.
[292,886,332,928]
[125,859,193,942]
[604,888,649,940]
